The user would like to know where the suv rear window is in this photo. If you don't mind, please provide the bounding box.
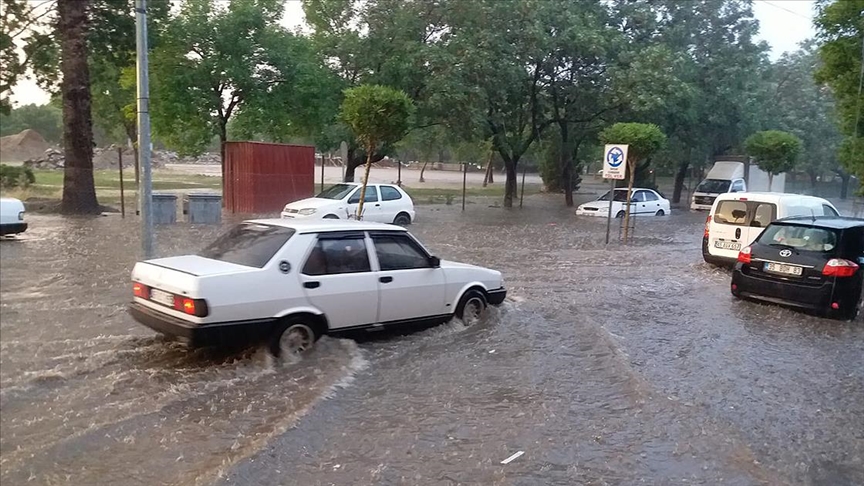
[758,224,839,253]
[200,223,295,268]
[714,200,777,227]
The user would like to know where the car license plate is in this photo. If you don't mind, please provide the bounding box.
[150,288,174,307]
[714,240,741,251]
[764,262,803,276]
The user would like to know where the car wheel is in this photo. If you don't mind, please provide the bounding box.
[323,214,339,219]
[393,212,411,226]
[615,210,625,218]
[270,318,320,357]
[456,290,487,326]
[655,209,665,216]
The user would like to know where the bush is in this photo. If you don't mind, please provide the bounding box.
[0,164,36,189]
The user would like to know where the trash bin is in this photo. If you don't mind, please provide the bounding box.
[186,192,222,224]
[152,193,177,224]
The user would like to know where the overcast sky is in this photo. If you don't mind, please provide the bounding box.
[8,0,818,106]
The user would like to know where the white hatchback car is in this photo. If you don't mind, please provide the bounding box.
[576,188,671,218]
[128,219,506,355]
[282,183,416,225]
[0,197,27,236]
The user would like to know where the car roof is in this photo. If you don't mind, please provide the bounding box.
[612,187,655,192]
[715,192,832,203]
[772,216,864,230]
[244,218,408,234]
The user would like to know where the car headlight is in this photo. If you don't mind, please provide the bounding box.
[298,208,317,215]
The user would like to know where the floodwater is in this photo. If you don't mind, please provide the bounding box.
[1,195,862,485]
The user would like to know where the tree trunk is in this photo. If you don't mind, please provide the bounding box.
[808,170,818,192]
[768,173,773,192]
[503,159,518,208]
[622,158,636,243]
[558,122,574,207]
[419,160,429,182]
[840,173,850,199]
[482,152,493,187]
[59,0,99,214]
[356,145,375,219]
[219,122,228,180]
[488,158,494,184]
[672,160,689,204]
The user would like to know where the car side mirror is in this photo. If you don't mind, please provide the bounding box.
[429,256,441,268]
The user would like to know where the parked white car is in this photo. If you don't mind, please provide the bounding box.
[576,188,671,218]
[702,192,840,266]
[282,183,416,225]
[128,219,506,355]
[0,197,27,236]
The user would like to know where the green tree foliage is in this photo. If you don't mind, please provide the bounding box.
[0,0,56,114]
[814,0,864,179]
[0,103,62,143]
[744,130,803,191]
[339,84,414,218]
[599,122,666,241]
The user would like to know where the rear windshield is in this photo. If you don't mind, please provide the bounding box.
[758,224,839,253]
[714,200,777,228]
[697,179,731,194]
[199,223,295,268]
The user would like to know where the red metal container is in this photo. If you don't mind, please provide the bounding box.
[223,141,315,214]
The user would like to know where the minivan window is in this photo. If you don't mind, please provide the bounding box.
[714,200,777,227]
[823,204,839,217]
[751,203,774,228]
[759,224,838,253]
[200,223,295,268]
[697,179,732,194]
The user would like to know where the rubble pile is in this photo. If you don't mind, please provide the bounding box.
[21,147,224,170]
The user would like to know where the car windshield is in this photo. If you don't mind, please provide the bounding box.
[597,190,629,202]
[696,179,731,194]
[758,224,838,253]
[199,223,295,268]
[316,184,356,200]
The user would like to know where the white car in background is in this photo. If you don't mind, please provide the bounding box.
[128,219,506,356]
[282,183,416,225]
[576,188,671,218]
[0,197,27,236]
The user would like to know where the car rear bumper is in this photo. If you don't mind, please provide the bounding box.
[702,237,737,267]
[731,266,834,311]
[487,287,507,305]
[128,302,275,347]
[0,222,27,235]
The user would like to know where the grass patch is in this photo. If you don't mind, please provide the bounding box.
[29,169,222,191]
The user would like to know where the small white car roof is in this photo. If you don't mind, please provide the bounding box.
[245,218,407,234]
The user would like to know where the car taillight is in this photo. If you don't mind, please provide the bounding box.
[704,215,711,238]
[738,246,752,264]
[822,258,859,278]
[133,282,149,299]
[173,295,209,317]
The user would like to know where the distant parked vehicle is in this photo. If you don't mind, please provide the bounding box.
[702,192,839,267]
[128,219,507,355]
[281,183,415,225]
[691,160,784,211]
[0,197,27,236]
[731,216,864,320]
[576,188,671,218]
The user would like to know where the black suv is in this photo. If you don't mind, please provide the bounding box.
[731,216,864,320]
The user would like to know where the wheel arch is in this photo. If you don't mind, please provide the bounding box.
[274,307,330,333]
[451,282,490,310]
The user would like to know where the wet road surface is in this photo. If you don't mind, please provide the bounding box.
[1,195,862,485]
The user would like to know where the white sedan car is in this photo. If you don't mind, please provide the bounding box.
[0,197,27,236]
[128,220,506,355]
[576,188,671,218]
[282,183,416,225]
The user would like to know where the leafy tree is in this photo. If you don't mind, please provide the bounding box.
[0,103,62,143]
[814,0,864,180]
[340,84,414,219]
[58,0,99,214]
[599,122,666,242]
[744,130,803,191]
[151,0,316,172]
[0,0,56,114]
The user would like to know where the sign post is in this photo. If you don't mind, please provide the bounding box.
[603,144,628,245]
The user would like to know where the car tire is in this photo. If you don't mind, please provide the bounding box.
[269,317,321,357]
[323,214,339,219]
[393,212,412,226]
[615,210,625,218]
[456,290,487,326]
[655,209,665,216]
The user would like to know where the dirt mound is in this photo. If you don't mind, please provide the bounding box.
[0,129,51,162]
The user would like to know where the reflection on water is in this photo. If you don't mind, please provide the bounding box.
[2,200,863,485]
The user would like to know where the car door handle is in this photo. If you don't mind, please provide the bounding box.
[304,281,320,289]
[375,203,381,207]
[379,276,393,283]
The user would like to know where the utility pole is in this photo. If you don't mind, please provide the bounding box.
[135,0,154,258]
